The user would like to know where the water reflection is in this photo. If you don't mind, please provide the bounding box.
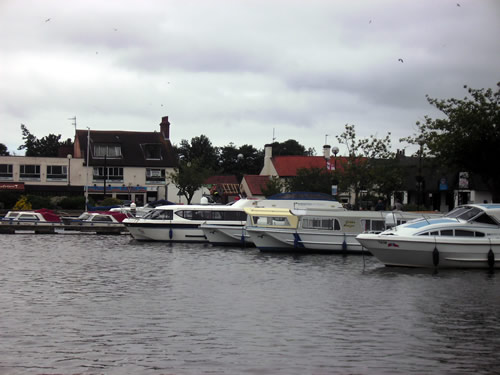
[0,234,499,374]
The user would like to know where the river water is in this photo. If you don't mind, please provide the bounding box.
[1,233,499,375]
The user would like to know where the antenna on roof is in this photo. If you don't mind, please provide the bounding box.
[68,116,77,132]
[272,128,276,143]
[325,134,329,145]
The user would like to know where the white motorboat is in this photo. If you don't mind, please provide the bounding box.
[245,207,441,254]
[200,192,345,246]
[356,204,500,268]
[123,198,254,242]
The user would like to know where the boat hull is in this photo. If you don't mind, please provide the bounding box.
[357,234,500,268]
[199,224,253,246]
[247,227,367,254]
[125,223,208,242]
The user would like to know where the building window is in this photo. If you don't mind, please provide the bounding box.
[142,144,162,160]
[93,167,123,182]
[94,144,122,158]
[20,164,40,180]
[0,164,13,180]
[146,168,165,184]
[46,165,68,181]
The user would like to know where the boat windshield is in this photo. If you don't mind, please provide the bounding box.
[445,206,482,221]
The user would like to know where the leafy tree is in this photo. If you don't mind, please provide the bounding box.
[17,124,72,156]
[0,143,9,155]
[287,167,336,194]
[402,83,500,201]
[174,134,219,172]
[218,143,263,179]
[270,139,309,156]
[261,176,284,197]
[336,124,402,208]
[168,158,213,204]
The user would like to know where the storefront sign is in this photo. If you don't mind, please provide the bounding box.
[0,182,25,191]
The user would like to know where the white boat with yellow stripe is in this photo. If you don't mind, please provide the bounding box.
[245,206,437,254]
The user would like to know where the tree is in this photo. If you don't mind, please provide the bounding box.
[218,143,264,179]
[174,135,219,172]
[167,158,213,204]
[270,139,309,156]
[402,83,500,201]
[336,124,402,208]
[287,167,336,194]
[261,176,284,197]
[17,124,70,156]
[0,143,9,156]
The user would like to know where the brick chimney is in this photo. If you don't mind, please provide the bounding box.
[160,116,170,140]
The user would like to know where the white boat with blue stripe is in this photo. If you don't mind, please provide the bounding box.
[356,204,500,268]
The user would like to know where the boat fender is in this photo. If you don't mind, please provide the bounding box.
[488,249,495,269]
[169,228,173,240]
[293,233,304,248]
[432,247,439,267]
[342,234,347,253]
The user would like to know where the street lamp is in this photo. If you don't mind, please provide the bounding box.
[331,146,339,170]
[67,154,72,187]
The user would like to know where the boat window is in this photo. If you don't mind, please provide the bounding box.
[252,215,290,227]
[5,212,20,219]
[92,215,113,222]
[222,211,247,221]
[18,214,39,221]
[302,217,340,231]
[455,229,475,237]
[471,213,498,226]
[447,206,481,221]
[363,219,385,232]
[441,229,453,236]
[430,231,439,236]
[78,213,91,220]
[418,232,429,236]
[475,231,485,237]
[145,210,173,220]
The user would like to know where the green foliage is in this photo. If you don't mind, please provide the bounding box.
[98,197,122,206]
[59,196,86,210]
[287,167,336,194]
[270,139,308,156]
[0,191,22,209]
[168,158,213,204]
[261,176,284,197]
[218,143,263,180]
[401,82,500,200]
[336,124,403,206]
[17,124,73,157]
[27,195,55,209]
[0,143,9,156]
[174,134,219,172]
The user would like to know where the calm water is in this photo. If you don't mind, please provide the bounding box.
[1,234,500,375]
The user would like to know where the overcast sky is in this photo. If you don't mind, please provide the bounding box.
[1,0,499,156]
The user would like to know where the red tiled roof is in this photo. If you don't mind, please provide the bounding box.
[272,156,346,176]
[243,175,270,195]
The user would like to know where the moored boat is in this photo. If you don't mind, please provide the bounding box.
[356,203,500,268]
[200,192,345,246]
[123,198,253,242]
[245,207,441,254]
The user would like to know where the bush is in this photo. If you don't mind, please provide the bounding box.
[98,197,122,206]
[59,196,86,210]
[27,195,55,209]
[0,191,22,209]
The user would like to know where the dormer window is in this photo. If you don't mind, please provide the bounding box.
[142,144,162,160]
[94,144,122,158]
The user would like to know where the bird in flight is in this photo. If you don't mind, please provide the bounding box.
[45,18,51,22]
[398,58,404,63]
[457,3,460,6]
